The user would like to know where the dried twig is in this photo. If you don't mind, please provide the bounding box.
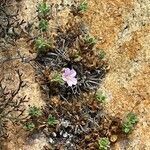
[0,70,27,141]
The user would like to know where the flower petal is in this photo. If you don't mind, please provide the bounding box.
[70,69,76,77]
[67,80,73,86]
[64,68,71,76]
[70,77,77,86]
[62,74,67,81]
[62,68,77,86]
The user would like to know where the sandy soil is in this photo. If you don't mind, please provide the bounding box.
[83,0,150,149]
[0,0,150,149]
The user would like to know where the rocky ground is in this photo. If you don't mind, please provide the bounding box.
[84,0,150,149]
[0,0,150,149]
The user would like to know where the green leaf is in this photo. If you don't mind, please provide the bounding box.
[51,72,64,85]
[84,35,97,46]
[127,113,138,124]
[122,113,138,134]
[96,91,106,103]
[35,37,51,53]
[37,3,50,17]
[48,115,58,126]
[98,50,106,59]
[39,19,48,32]
[78,1,88,12]
[28,106,42,117]
[98,137,110,150]
[24,122,35,131]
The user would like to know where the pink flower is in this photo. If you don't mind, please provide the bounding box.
[62,68,77,87]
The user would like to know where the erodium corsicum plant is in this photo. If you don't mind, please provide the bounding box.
[71,0,88,15]
[78,1,88,12]
[47,115,58,126]
[37,2,50,18]
[96,91,107,103]
[35,37,51,53]
[28,106,42,117]
[98,49,106,60]
[31,2,107,100]
[39,19,48,32]
[33,2,51,54]
[98,137,110,150]
[24,122,35,131]
[23,1,137,149]
[122,112,138,134]
[84,34,97,46]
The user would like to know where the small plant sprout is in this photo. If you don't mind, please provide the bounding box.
[37,2,50,17]
[25,122,35,131]
[84,35,97,46]
[47,115,58,126]
[35,37,50,53]
[122,112,138,134]
[98,137,110,150]
[62,68,77,87]
[78,1,88,12]
[74,51,82,62]
[51,72,64,84]
[39,19,48,32]
[96,91,107,103]
[28,106,42,117]
[99,49,106,60]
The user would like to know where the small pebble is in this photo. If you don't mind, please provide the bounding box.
[49,138,54,144]
[61,120,70,127]
[110,135,118,143]
[60,131,63,136]
[52,132,57,137]
[63,132,68,138]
